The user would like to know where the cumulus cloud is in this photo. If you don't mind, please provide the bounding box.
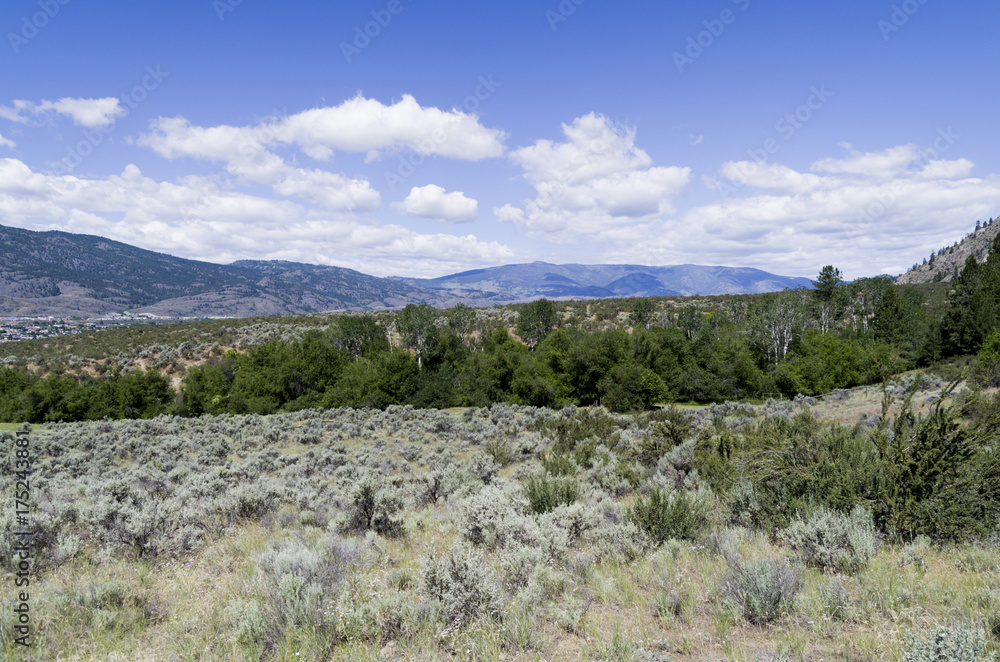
[638,144,1000,278]
[134,116,379,211]
[268,94,506,161]
[0,97,125,128]
[0,157,513,277]
[138,94,505,163]
[497,113,690,239]
[394,184,477,223]
[135,95,507,211]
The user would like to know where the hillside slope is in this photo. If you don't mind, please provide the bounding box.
[0,225,442,317]
[896,217,999,285]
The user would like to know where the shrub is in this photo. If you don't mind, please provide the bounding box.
[341,475,404,538]
[903,626,995,662]
[539,452,578,477]
[898,535,931,571]
[224,598,275,648]
[484,436,517,467]
[467,451,500,485]
[720,555,802,625]
[780,505,879,574]
[637,407,693,465]
[627,487,712,543]
[257,537,358,637]
[523,473,579,514]
[727,480,764,529]
[457,482,540,550]
[422,546,504,625]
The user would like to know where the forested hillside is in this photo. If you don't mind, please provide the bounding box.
[2,232,1000,422]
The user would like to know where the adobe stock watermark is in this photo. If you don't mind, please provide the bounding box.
[877,0,930,40]
[853,127,959,230]
[341,0,414,64]
[51,66,169,176]
[213,0,245,21]
[8,0,72,54]
[383,75,501,191]
[715,85,833,198]
[673,0,751,73]
[546,0,586,31]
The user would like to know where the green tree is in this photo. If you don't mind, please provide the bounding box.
[396,303,437,370]
[628,299,655,330]
[813,266,844,333]
[941,238,1000,355]
[599,361,669,412]
[330,315,389,359]
[873,284,907,345]
[516,298,556,350]
[447,303,477,346]
[813,265,843,301]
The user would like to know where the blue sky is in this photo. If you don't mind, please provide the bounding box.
[1,0,999,279]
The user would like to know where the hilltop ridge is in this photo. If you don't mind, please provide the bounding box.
[896,217,999,285]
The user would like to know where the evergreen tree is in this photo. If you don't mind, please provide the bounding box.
[813,265,843,300]
[812,266,844,333]
[941,237,1000,355]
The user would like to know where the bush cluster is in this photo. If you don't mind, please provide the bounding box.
[780,505,880,573]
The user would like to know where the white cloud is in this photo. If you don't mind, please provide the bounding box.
[0,133,13,149]
[136,116,379,211]
[135,95,507,211]
[499,113,690,240]
[394,184,477,223]
[271,168,381,211]
[634,145,1000,278]
[0,157,512,278]
[269,94,506,161]
[811,143,921,179]
[138,94,506,164]
[0,97,125,128]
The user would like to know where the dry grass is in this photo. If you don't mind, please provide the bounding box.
[11,513,998,661]
[5,387,998,661]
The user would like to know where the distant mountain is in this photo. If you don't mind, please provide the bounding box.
[896,217,999,285]
[0,223,814,318]
[0,224,445,317]
[401,262,813,300]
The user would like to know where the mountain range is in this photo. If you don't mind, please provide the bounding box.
[399,263,812,300]
[0,223,816,318]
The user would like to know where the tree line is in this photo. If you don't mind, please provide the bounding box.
[1,235,998,423]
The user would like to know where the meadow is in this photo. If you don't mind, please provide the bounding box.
[1,374,997,661]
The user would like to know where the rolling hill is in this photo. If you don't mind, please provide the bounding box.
[0,223,814,317]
